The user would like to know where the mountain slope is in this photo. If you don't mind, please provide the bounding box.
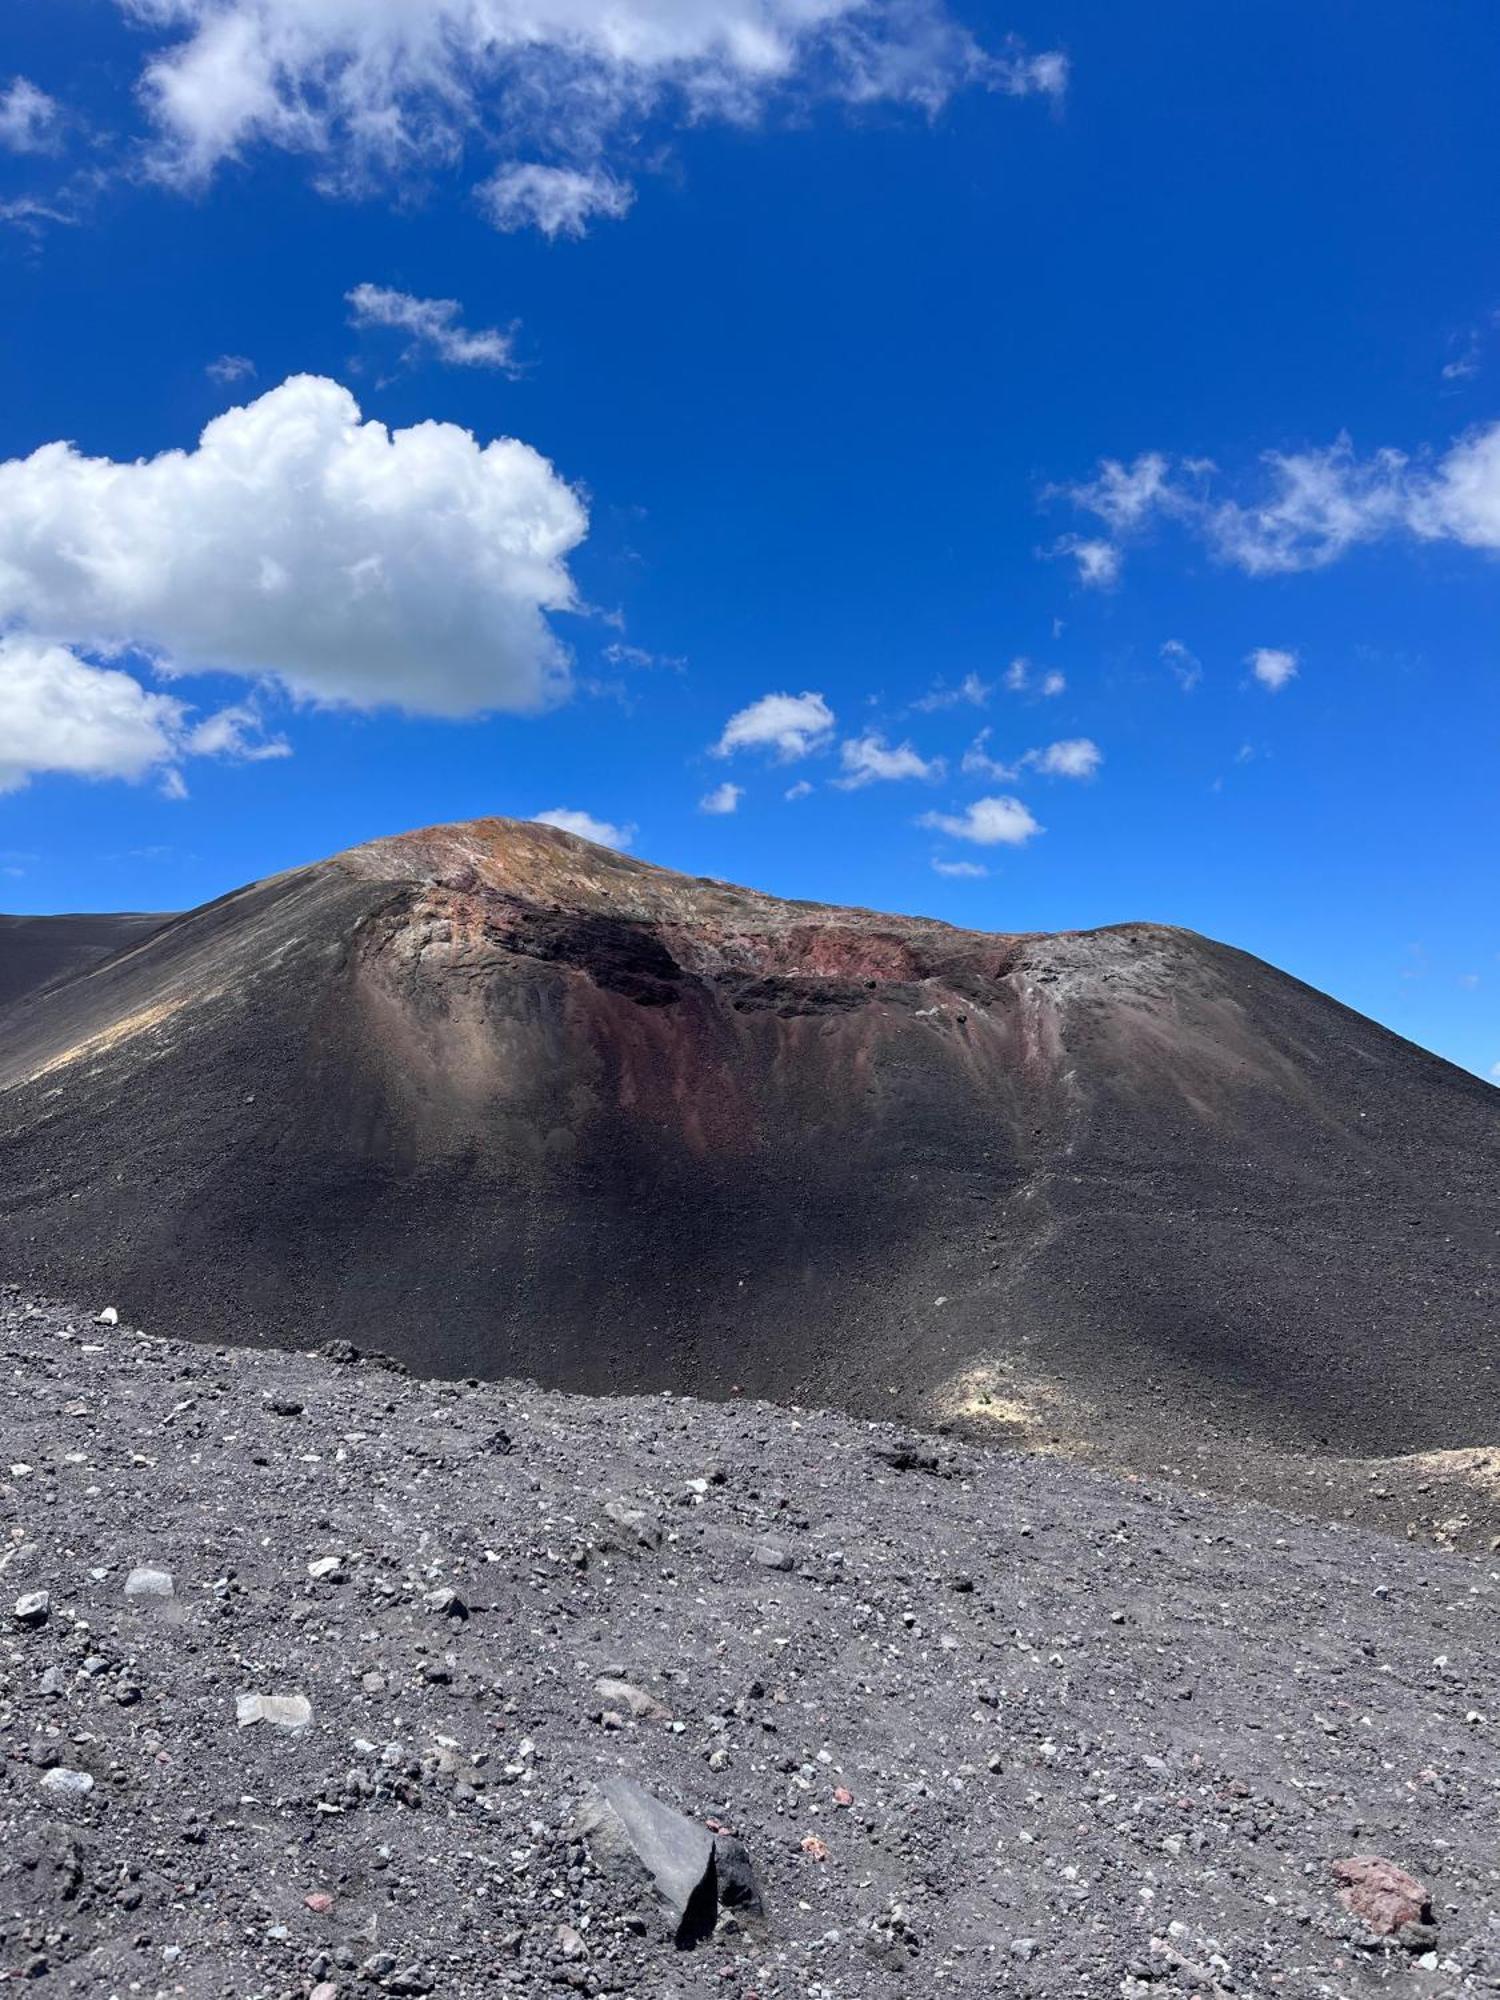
[0,911,171,1010]
[0,816,1494,1488]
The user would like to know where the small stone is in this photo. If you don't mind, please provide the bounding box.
[14,1589,50,1627]
[304,1891,334,1913]
[593,1676,669,1720]
[310,1986,338,2000]
[308,1556,346,1582]
[800,1834,830,1862]
[555,1924,586,1960]
[424,1585,468,1620]
[95,1307,119,1326]
[124,1566,175,1604]
[755,1545,793,1571]
[833,1785,853,1807]
[1010,1938,1039,1962]
[41,1767,94,1800]
[236,1691,313,1731]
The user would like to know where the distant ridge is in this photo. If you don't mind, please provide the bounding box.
[0,911,172,1010]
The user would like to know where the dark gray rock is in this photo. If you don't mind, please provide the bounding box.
[573,1777,718,1946]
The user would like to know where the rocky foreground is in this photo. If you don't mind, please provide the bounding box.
[3,1288,1499,1999]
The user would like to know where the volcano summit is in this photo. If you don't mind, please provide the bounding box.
[0,816,1495,1511]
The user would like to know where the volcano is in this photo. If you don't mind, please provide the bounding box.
[0,816,1495,1488]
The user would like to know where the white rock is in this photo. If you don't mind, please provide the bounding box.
[237,1692,313,1731]
[308,1556,345,1581]
[14,1589,50,1627]
[124,1566,175,1603]
[41,1767,94,1798]
[95,1307,119,1326]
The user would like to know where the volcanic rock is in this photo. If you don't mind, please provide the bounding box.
[572,1775,719,1946]
[1331,1854,1433,1936]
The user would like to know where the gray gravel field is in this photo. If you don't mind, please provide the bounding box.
[4,1286,1499,1999]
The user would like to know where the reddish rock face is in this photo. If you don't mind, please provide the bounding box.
[1330,1856,1432,1936]
[0,814,1497,1482]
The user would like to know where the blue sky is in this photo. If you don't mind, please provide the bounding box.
[1,0,1497,1079]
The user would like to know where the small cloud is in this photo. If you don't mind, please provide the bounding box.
[714,691,834,762]
[0,78,61,155]
[912,671,990,712]
[1247,646,1298,692]
[961,728,1018,781]
[835,733,945,789]
[347,283,520,372]
[603,641,655,669]
[1028,737,1101,779]
[477,164,634,239]
[1161,638,1201,691]
[184,703,291,762]
[1458,972,1481,990]
[207,354,256,385]
[1004,658,1030,692]
[1039,669,1066,697]
[931,857,987,878]
[532,807,634,851]
[1055,534,1122,587]
[1490,1061,1500,1081]
[918,796,1043,847]
[159,768,190,801]
[699,781,742,815]
[784,779,813,801]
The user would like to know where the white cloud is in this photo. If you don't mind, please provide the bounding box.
[347,284,520,370]
[477,165,634,239]
[1060,421,1500,581]
[183,701,291,760]
[962,729,1098,781]
[931,857,986,878]
[784,778,813,800]
[206,353,256,383]
[912,670,990,712]
[0,637,182,794]
[1039,668,1066,696]
[0,374,586,718]
[1247,647,1298,692]
[918,795,1043,846]
[1161,638,1201,691]
[835,732,944,788]
[1004,658,1030,692]
[0,635,289,794]
[699,780,742,814]
[961,728,1018,781]
[116,0,1062,224]
[1055,534,1122,588]
[0,78,61,154]
[533,807,634,850]
[715,690,834,761]
[1028,736,1100,778]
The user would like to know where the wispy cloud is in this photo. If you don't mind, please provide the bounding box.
[112,0,1065,236]
[835,733,945,788]
[1055,420,1500,583]
[347,284,521,371]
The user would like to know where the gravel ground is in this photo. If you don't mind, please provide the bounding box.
[4,1286,1500,1999]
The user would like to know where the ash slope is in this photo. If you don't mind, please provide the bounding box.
[0,817,1495,1484]
[4,1291,1500,1999]
[0,913,170,1011]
